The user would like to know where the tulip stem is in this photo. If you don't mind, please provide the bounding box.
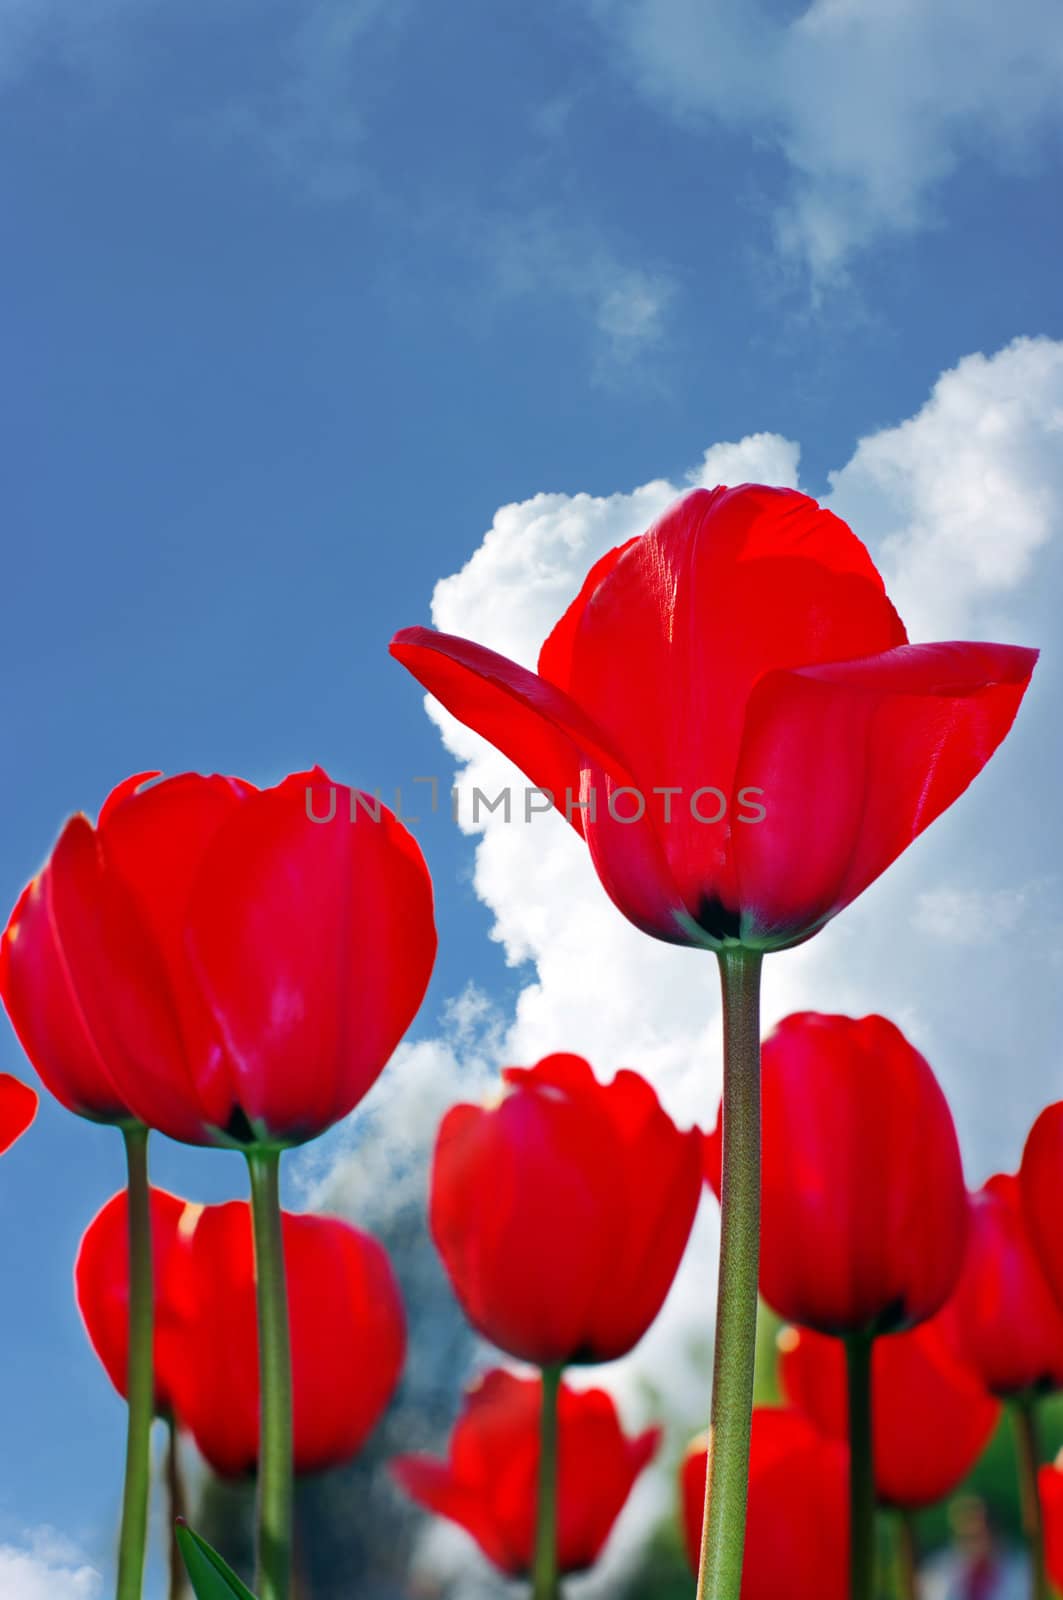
[166,1412,188,1600]
[116,1124,153,1600]
[1012,1396,1048,1600]
[247,1147,293,1600]
[845,1330,876,1600]
[697,947,763,1600]
[532,1363,563,1600]
[893,1511,918,1600]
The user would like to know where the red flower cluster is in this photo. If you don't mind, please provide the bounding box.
[0,481,1044,1600]
[76,1187,405,1477]
[393,1370,658,1577]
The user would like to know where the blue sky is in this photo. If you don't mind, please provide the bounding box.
[2,0,1063,1592]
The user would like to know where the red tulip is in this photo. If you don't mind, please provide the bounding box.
[681,1407,849,1598]
[704,1012,968,1334]
[391,484,1036,953]
[950,1173,1063,1397]
[0,1073,37,1156]
[168,1201,405,1476]
[778,1311,1000,1509]
[392,1368,658,1576]
[75,1186,191,1413]
[0,769,436,1145]
[430,1052,703,1366]
[1039,1456,1063,1593]
[1020,1101,1063,1315]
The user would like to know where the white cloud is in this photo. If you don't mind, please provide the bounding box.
[829,337,1063,639]
[0,1530,101,1600]
[309,333,1063,1588]
[584,0,1063,280]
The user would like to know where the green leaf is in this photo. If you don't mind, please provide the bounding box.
[175,1521,259,1600]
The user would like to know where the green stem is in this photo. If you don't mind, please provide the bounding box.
[696,948,763,1600]
[893,1511,917,1600]
[116,1124,153,1600]
[532,1364,563,1600]
[1012,1397,1048,1600]
[247,1148,293,1600]
[845,1331,875,1600]
[166,1412,188,1600]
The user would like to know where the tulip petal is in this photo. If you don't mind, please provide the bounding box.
[184,771,437,1144]
[1020,1101,1063,1317]
[1,818,198,1129]
[0,1072,37,1155]
[75,1186,190,1413]
[733,641,1039,946]
[390,1454,527,1575]
[390,626,642,836]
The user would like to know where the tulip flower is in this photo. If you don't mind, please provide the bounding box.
[0,1073,37,1156]
[951,1172,1063,1598]
[681,1407,849,1600]
[430,1053,699,1597]
[393,1369,658,1579]
[704,1012,969,1338]
[431,1052,703,1368]
[392,482,1035,1600]
[391,485,1034,957]
[951,1173,1063,1400]
[166,1200,406,1478]
[2,767,436,1600]
[702,1008,967,1597]
[777,1312,999,1510]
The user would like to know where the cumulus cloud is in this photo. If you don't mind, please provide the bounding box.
[584,0,1063,280]
[0,1530,101,1600]
[829,337,1063,639]
[306,333,1063,1590]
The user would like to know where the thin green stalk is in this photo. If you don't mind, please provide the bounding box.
[532,1364,563,1600]
[1012,1397,1048,1600]
[117,1124,153,1600]
[845,1331,875,1600]
[247,1148,293,1600]
[893,1511,917,1600]
[165,1412,188,1600]
[696,948,763,1600]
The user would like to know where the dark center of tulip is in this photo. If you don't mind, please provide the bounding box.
[223,1104,257,1145]
[694,896,743,943]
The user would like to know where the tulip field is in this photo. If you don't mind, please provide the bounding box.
[0,480,1056,1600]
